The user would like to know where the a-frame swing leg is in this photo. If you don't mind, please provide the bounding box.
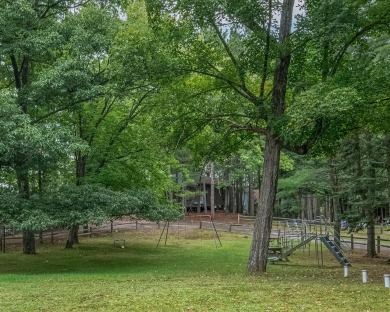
[211,220,222,247]
[156,222,169,247]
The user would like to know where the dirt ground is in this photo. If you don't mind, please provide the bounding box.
[184,211,240,224]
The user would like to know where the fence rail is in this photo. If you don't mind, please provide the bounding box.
[2,217,390,256]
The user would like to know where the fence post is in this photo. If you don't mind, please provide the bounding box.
[110,220,113,233]
[362,270,367,283]
[89,227,92,238]
[377,236,381,254]
[350,234,354,250]
[51,231,54,244]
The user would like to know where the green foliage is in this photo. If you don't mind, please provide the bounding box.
[0,93,29,162]
[0,185,183,231]
[282,84,361,154]
[0,92,83,172]
[0,194,55,231]
[1,0,390,259]
[277,156,330,216]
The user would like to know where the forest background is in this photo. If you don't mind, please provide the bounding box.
[0,0,390,273]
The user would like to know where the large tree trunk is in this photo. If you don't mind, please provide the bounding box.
[12,54,36,254]
[247,0,295,273]
[75,152,87,186]
[364,132,377,257]
[203,175,207,213]
[65,225,79,249]
[23,230,36,254]
[71,152,87,245]
[16,163,36,254]
[236,179,243,213]
[385,134,390,219]
[329,159,342,247]
[210,162,215,219]
[365,209,376,257]
[248,133,281,272]
[230,182,237,213]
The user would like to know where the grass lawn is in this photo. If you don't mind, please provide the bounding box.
[1,228,390,311]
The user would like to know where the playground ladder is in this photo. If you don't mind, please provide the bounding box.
[319,235,351,267]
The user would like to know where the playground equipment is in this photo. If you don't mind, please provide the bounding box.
[270,216,351,266]
[156,215,222,248]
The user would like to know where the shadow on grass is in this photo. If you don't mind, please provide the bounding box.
[0,230,251,277]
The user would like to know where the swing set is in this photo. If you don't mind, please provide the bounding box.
[156,214,222,248]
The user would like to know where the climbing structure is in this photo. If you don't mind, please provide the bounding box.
[318,235,351,266]
[269,216,351,266]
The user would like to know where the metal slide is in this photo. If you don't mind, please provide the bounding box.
[272,235,317,262]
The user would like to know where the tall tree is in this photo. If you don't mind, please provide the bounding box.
[0,0,127,253]
[145,0,296,272]
[146,0,390,272]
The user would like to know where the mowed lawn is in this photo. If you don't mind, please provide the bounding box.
[0,228,390,311]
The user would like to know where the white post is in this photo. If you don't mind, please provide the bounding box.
[384,274,390,288]
[344,265,349,278]
[362,270,367,283]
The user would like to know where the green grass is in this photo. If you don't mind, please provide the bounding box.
[1,228,390,311]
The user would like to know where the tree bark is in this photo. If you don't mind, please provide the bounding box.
[385,134,390,219]
[247,0,295,273]
[71,152,87,245]
[16,161,36,254]
[203,175,207,213]
[65,225,79,249]
[363,132,377,257]
[11,53,36,254]
[75,152,87,186]
[248,132,281,272]
[23,230,36,254]
[224,188,229,213]
[210,162,215,219]
[231,182,237,213]
[329,159,342,246]
[236,178,243,213]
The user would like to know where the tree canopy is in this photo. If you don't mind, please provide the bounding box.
[1,0,390,270]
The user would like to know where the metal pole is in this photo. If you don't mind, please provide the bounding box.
[156,222,167,248]
[211,220,222,247]
[164,222,170,246]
